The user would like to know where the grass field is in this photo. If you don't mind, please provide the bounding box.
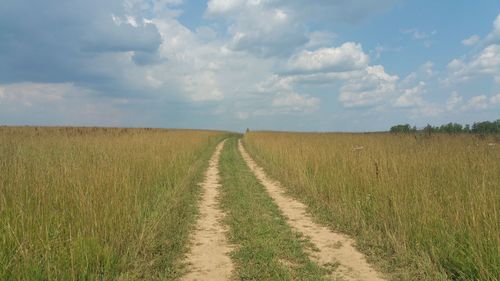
[2,127,498,280]
[0,127,228,280]
[243,132,499,280]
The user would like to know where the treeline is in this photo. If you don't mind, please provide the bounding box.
[390,119,500,134]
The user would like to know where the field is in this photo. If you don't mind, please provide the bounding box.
[0,127,228,280]
[1,127,498,280]
[243,132,499,280]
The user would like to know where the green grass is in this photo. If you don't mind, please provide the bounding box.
[243,132,499,281]
[0,126,229,280]
[218,138,328,281]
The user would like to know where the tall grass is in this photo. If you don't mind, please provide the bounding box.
[243,132,499,280]
[0,127,227,280]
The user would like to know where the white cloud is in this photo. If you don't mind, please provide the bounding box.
[486,14,500,43]
[206,0,244,15]
[287,42,369,73]
[271,92,320,113]
[446,15,500,85]
[446,44,500,83]
[205,0,399,57]
[255,74,320,114]
[444,92,499,112]
[206,0,308,57]
[463,95,489,111]
[462,34,480,46]
[470,44,500,78]
[491,93,500,104]
[420,61,435,78]
[446,91,463,111]
[393,82,425,108]
[412,103,443,117]
[339,65,399,108]
[403,28,436,47]
[184,71,224,101]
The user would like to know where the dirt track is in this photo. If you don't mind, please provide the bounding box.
[181,140,233,281]
[238,140,386,281]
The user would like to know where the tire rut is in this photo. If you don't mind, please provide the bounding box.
[181,140,233,281]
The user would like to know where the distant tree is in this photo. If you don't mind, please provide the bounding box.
[423,124,435,135]
[246,128,250,133]
[464,124,471,133]
[389,119,499,134]
[472,120,500,134]
[439,123,463,134]
[390,124,411,133]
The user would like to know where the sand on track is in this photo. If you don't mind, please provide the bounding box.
[238,140,386,281]
[181,140,233,281]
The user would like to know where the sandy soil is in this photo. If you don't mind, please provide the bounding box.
[181,140,233,281]
[238,140,386,281]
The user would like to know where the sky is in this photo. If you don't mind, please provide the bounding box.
[0,0,499,132]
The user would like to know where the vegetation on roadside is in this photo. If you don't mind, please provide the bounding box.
[0,126,228,280]
[243,132,499,280]
[218,138,328,281]
[390,119,500,134]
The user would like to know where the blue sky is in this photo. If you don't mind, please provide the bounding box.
[0,0,499,132]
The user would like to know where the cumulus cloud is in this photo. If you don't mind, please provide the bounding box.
[491,93,500,104]
[393,82,425,108]
[443,91,499,112]
[287,42,369,73]
[339,65,399,108]
[446,14,500,85]
[271,92,320,113]
[184,71,224,101]
[8,0,496,130]
[446,91,463,111]
[486,14,500,43]
[462,35,480,46]
[446,44,500,83]
[206,0,245,15]
[205,0,399,57]
[463,95,489,111]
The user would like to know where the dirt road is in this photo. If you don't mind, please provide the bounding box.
[238,140,386,281]
[181,140,233,281]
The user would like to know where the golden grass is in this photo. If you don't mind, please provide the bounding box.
[0,126,228,280]
[243,132,499,280]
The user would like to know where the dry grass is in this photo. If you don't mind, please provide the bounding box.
[0,126,228,280]
[243,132,499,280]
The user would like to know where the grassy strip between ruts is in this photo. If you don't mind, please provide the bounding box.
[218,137,328,281]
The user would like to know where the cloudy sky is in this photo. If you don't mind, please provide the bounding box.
[0,0,499,131]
